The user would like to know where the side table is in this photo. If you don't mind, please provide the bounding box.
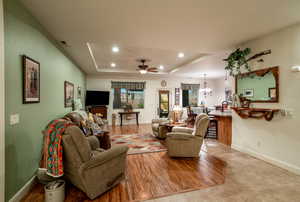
[94,130,111,150]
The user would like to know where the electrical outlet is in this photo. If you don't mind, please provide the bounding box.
[10,114,20,125]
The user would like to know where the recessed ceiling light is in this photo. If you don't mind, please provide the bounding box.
[159,65,164,70]
[111,63,116,67]
[178,52,185,58]
[112,46,119,53]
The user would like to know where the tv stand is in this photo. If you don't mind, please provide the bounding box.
[89,106,108,119]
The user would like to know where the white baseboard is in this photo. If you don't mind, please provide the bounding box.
[9,175,37,202]
[232,144,300,175]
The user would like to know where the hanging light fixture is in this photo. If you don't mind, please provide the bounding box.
[200,74,212,97]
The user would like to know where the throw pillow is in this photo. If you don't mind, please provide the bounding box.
[80,120,92,136]
[88,112,95,122]
[86,120,103,135]
[93,114,104,126]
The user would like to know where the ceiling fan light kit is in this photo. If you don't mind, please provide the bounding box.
[137,58,159,74]
[140,70,147,74]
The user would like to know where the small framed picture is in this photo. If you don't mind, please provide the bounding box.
[23,55,40,104]
[77,86,82,98]
[64,81,74,108]
[244,89,254,97]
[269,88,276,99]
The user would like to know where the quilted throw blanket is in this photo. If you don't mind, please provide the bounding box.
[41,118,74,177]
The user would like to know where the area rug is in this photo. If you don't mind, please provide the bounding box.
[110,133,167,155]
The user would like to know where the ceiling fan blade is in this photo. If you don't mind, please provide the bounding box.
[147,67,158,71]
[148,69,158,73]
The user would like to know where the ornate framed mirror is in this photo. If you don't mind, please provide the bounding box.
[235,66,279,103]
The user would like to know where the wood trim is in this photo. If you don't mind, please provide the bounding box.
[0,1,5,200]
[235,66,279,103]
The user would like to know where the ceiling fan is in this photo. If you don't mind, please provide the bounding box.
[136,59,158,74]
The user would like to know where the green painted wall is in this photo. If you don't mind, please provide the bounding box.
[237,71,275,101]
[4,0,86,200]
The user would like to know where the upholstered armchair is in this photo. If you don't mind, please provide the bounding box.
[166,114,210,157]
[151,118,170,139]
[62,126,128,199]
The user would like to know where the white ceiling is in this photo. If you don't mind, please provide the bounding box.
[21,0,300,78]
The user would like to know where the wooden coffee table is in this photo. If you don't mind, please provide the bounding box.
[164,122,187,132]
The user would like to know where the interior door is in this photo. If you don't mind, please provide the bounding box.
[159,90,169,118]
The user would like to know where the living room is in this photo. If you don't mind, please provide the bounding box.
[1,0,300,202]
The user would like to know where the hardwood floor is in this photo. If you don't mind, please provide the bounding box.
[22,124,226,202]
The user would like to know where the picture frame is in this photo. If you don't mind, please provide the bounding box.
[77,86,82,98]
[268,88,276,99]
[64,81,74,108]
[244,89,254,97]
[225,88,232,102]
[23,55,40,104]
[175,88,180,105]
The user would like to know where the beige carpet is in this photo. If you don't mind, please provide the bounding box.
[145,140,300,202]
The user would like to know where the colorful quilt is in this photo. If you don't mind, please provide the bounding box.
[41,119,74,177]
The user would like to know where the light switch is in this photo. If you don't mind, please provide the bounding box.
[10,114,20,125]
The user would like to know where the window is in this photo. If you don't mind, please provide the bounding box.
[113,88,144,109]
[182,89,198,107]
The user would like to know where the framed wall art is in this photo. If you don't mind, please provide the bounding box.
[64,81,74,107]
[23,55,40,104]
[77,86,82,98]
[244,89,254,97]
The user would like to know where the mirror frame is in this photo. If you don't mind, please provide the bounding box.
[235,66,279,103]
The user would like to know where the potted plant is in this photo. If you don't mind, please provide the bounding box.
[224,48,251,76]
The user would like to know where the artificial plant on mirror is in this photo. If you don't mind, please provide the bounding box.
[224,48,251,76]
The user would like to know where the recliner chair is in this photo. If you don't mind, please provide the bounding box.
[62,126,128,199]
[166,114,209,157]
[151,111,174,139]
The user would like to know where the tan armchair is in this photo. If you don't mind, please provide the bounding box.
[166,114,210,157]
[62,126,128,199]
[151,118,170,139]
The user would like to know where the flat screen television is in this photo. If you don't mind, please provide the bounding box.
[85,91,109,106]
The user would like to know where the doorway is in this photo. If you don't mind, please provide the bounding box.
[159,90,169,118]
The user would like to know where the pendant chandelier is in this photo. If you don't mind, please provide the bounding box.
[200,74,212,97]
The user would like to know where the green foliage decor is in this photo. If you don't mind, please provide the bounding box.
[224,48,251,76]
